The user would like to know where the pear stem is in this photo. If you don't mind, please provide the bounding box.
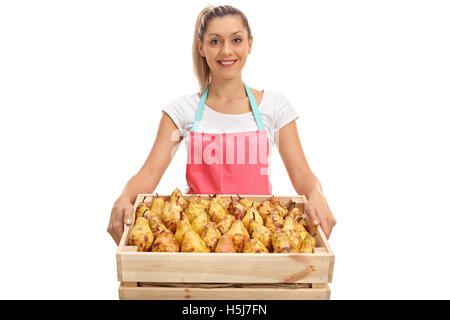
[236,194,242,200]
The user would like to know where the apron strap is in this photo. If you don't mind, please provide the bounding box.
[192,83,209,132]
[192,82,265,132]
[244,83,265,130]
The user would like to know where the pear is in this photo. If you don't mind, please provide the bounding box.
[161,200,182,233]
[217,214,236,234]
[128,221,154,252]
[264,211,285,232]
[257,200,276,220]
[149,194,165,217]
[270,196,289,218]
[200,198,211,210]
[242,237,269,253]
[236,195,253,208]
[282,215,302,249]
[170,188,188,211]
[226,219,250,252]
[151,229,179,252]
[191,210,210,235]
[215,234,237,253]
[174,212,192,246]
[185,196,205,223]
[148,216,168,237]
[248,219,272,250]
[208,195,228,223]
[299,234,317,253]
[229,201,247,220]
[272,229,298,253]
[242,206,264,230]
[136,203,150,218]
[216,194,231,210]
[293,217,310,241]
[201,222,222,251]
[181,229,210,253]
[134,216,149,227]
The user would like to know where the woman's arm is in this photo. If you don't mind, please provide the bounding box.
[107,112,183,244]
[275,120,336,239]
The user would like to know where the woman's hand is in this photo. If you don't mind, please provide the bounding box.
[107,197,135,245]
[304,193,336,239]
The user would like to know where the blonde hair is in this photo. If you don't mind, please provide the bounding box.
[192,5,253,93]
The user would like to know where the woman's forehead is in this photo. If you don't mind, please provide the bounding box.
[206,15,245,35]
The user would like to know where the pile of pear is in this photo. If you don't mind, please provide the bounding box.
[128,188,317,254]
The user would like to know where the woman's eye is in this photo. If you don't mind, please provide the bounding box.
[210,38,242,45]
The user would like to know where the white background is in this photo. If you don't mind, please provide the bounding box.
[1,0,449,299]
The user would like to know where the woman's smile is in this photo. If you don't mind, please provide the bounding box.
[217,59,238,67]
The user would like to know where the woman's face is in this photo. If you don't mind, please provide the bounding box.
[197,15,253,80]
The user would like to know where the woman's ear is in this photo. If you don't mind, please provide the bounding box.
[197,38,204,57]
[248,36,253,54]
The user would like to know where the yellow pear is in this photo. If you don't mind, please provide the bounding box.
[215,234,237,253]
[271,229,298,253]
[229,201,247,220]
[185,196,205,223]
[270,196,289,218]
[282,215,302,249]
[181,229,210,253]
[216,194,231,210]
[264,211,284,232]
[257,200,276,220]
[299,234,317,253]
[242,206,264,230]
[128,221,154,252]
[174,212,192,246]
[148,216,167,237]
[226,219,250,252]
[248,220,272,250]
[170,188,188,211]
[217,214,236,234]
[136,203,150,218]
[191,210,210,235]
[208,195,228,223]
[161,200,182,233]
[200,198,211,210]
[201,222,222,251]
[151,230,179,252]
[293,217,310,241]
[242,238,269,253]
[149,194,165,217]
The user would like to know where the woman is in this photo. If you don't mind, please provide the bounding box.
[107,5,336,244]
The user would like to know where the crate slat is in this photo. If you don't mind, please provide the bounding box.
[119,283,330,300]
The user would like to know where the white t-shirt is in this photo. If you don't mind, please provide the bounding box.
[162,89,299,194]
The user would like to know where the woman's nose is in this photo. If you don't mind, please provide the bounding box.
[221,40,233,55]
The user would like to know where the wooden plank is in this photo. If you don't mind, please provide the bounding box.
[119,251,331,284]
[316,223,335,282]
[119,283,330,300]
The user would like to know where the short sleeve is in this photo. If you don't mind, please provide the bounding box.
[162,99,185,134]
[274,93,299,131]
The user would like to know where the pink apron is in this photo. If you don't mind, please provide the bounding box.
[186,82,271,195]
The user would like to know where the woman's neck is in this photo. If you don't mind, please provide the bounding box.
[207,76,246,101]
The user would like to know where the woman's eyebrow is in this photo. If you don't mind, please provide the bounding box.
[207,31,243,38]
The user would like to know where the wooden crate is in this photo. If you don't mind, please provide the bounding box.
[117,194,335,300]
